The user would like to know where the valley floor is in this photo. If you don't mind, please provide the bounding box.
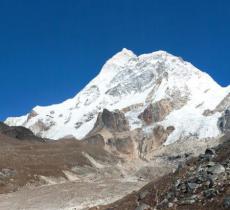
[0,178,147,210]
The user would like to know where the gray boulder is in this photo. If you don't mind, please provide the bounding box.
[207,163,225,175]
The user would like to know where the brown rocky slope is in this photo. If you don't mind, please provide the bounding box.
[90,134,230,210]
[0,122,118,194]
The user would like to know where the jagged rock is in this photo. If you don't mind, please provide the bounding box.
[138,104,154,125]
[138,99,173,124]
[83,109,136,157]
[90,109,130,134]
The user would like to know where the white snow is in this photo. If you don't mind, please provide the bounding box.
[161,106,222,144]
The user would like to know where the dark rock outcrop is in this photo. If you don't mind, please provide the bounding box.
[89,109,130,135]
[218,108,230,133]
[0,122,44,142]
[138,99,173,125]
[101,109,130,132]
[84,109,136,157]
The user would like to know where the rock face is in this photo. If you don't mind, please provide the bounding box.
[0,122,44,142]
[84,109,137,158]
[138,99,174,124]
[85,109,174,159]
[138,125,174,158]
[91,109,130,133]
[218,108,230,133]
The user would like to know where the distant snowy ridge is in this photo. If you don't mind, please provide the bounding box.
[5,48,230,143]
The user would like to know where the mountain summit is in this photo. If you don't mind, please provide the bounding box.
[5,49,230,143]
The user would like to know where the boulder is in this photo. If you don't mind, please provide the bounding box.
[205,148,216,156]
[207,164,225,175]
[135,203,153,210]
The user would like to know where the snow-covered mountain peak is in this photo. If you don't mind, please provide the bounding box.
[5,49,229,142]
[106,48,136,65]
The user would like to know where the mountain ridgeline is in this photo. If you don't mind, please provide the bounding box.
[5,49,230,155]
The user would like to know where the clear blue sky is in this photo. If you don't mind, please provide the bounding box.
[0,0,229,120]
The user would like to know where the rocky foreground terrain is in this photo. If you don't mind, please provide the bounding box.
[91,134,230,210]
